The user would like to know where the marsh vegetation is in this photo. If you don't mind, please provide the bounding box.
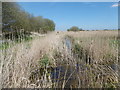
[0,31,119,88]
[0,2,119,89]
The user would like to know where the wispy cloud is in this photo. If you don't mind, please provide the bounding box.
[111,3,120,7]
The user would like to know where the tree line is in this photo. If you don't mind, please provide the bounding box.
[2,2,55,34]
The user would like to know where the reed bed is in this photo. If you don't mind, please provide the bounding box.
[0,31,119,88]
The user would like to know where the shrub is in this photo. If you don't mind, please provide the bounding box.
[67,26,83,32]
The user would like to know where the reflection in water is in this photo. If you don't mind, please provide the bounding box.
[64,37,72,54]
[50,64,87,88]
[50,65,77,88]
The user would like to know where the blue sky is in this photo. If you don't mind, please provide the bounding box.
[18,2,118,31]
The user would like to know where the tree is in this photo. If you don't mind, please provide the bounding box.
[43,19,55,33]
[2,2,31,32]
[2,2,21,32]
[2,2,56,34]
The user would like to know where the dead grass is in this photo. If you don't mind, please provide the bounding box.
[0,31,119,88]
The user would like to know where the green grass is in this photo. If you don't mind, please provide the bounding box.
[0,36,33,50]
[0,42,10,50]
[109,39,119,48]
[39,54,50,68]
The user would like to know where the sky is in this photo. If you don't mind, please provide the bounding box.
[18,2,118,31]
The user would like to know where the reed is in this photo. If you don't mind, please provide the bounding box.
[0,31,119,88]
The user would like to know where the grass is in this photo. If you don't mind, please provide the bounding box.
[109,39,119,48]
[39,54,50,68]
[0,42,9,50]
[0,36,33,50]
[0,31,119,88]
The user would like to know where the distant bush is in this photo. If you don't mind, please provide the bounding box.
[67,26,84,31]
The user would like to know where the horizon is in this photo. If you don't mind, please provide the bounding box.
[18,2,118,31]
